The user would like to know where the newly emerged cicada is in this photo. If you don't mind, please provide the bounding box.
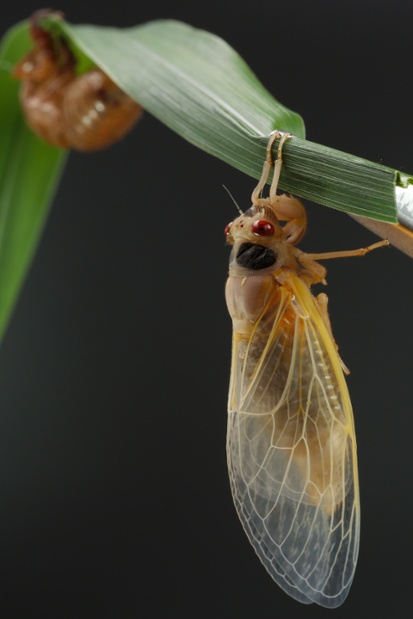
[225,132,388,607]
[13,10,142,151]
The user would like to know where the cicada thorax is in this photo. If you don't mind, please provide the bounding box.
[13,12,142,151]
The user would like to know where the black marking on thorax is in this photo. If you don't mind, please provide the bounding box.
[236,243,276,270]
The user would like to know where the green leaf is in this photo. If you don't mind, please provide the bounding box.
[0,15,404,343]
[0,22,67,343]
[47,17,397,223]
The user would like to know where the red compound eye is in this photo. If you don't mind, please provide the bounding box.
[251,220,275,237]
[224,222,232,236]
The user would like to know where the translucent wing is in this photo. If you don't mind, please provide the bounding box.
[227,273,360,608]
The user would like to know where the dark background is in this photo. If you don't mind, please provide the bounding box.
[1,1,412,617]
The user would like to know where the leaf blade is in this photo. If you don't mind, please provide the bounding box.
[47,17,397,223]
[0,22,67,342]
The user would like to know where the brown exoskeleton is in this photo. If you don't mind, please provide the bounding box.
[13,10,142,151]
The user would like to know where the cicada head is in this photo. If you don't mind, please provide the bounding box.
[13,43,57,82]
[225,203,296,275]
[13,10,71,83]
[225,204,281,243]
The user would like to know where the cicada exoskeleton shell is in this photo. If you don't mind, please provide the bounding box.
[12,12,76,148]
[62,70,143,151]
[13,11,142,151]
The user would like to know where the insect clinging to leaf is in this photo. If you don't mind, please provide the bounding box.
[13,10,142,151]
[224,131,388,607]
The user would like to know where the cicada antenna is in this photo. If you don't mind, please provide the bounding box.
[222,185,243,215]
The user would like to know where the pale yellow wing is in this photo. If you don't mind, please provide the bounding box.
[227,273,360,608]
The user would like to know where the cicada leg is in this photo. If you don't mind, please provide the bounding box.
[251,130,290,206]
[268,131,291,203]
[294,238,390,372]
[251,131,307,245]
[271,193,307,245]
[302,239,390,263]
[295,239,390,287]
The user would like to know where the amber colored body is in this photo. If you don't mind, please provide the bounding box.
[224,132,388,607]
[13,12,142,151]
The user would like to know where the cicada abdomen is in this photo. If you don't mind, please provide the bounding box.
[13,11,142,151]
[61,70,142,151]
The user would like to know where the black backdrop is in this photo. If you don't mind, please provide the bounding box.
[1,2,413,617]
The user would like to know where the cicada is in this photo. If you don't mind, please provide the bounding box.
[13,10,142,151]
[224,132,388,607]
